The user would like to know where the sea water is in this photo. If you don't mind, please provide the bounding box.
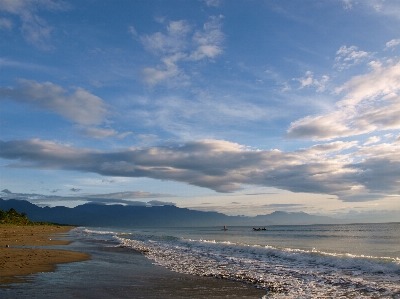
[73,223,400,298]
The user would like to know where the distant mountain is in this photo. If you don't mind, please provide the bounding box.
[0,198,239,227]
[253,211,340,225]
[0,198,340,227]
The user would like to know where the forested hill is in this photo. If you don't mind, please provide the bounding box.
[0,207,54,225]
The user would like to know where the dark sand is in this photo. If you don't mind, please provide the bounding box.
[1,232,267,298]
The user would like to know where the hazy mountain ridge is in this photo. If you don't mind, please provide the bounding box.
[253,211,340,225]
[0,198,341,227]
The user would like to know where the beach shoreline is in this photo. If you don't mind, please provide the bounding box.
[0,225,90,285]
[0,226,267,298]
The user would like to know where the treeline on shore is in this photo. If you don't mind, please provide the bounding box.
[0,208,57,226]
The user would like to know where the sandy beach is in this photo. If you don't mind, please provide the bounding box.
[0,225,90,285]
[0,227,267,298]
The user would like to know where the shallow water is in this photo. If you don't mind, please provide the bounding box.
[75,223,400,298]
[0,234,265,299]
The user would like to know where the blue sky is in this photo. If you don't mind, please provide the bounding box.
[1,0,400,220]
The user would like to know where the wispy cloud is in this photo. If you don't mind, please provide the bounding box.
[0,0,70,49]
[296,141,358,156]
[385,38,400,50]
[293,71,329,92]
[137,16,224,86]
[340,1,400,19]
[76,126,132,140]
[334,45,372,70]
[189,15,224,60]
[127,93,270,140]
[128,25,137,36]
[342,0,353,10]
[286,60,400,140]
[362,0,400,19]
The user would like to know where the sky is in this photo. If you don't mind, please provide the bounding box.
[1,0,400,221]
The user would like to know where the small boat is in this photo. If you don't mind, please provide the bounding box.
[253,227,267,231]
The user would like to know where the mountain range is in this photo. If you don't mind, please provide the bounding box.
[0,198,340,227]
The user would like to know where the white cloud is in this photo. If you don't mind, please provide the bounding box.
[139,16,224,86]
[296,141,358,156]
[287,60,400,140]
[189,15,224,60]
[167,19,192,36]
[355,142,400,157]
[190,44,222,61]
[142,64,180,86]
[141,53,189,86]
[335,45,371,70]
[295,71,313,88]
[364,136,380,145]
[293,71,329,92]
[385,38,400,50]
[337,61,400,107]
[140,20,191,55]
[0,79,111,125]
[286,112,354,140]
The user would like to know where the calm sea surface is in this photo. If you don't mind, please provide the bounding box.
[74,223,400,298]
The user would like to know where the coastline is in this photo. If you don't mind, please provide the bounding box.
[0,227,267,298]
[0,225,90,285]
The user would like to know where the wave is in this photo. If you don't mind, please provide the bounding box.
[73,228,400,298]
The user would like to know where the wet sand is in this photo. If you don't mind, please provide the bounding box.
[0,230,267,298]
[0,226,90,284]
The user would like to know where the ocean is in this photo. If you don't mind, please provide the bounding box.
[73,222,400,298]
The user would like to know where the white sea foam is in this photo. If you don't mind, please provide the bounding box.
[72,227,130,243]
[117,236,400,298]
[73,227,400,298]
